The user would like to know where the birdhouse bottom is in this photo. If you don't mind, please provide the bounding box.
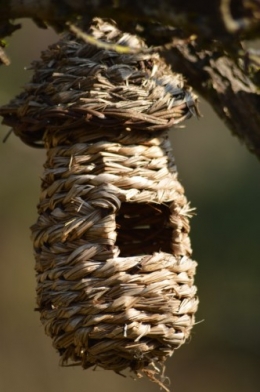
[31,128,198,378]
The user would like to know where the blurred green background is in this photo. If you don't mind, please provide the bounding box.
[0,20,260,392]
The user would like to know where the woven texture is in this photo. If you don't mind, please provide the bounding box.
[0,18,198,386]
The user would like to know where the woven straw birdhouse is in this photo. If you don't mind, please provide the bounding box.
[0,18,198,388]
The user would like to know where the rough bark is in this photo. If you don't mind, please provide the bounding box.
[162,40,260,157]
[1,0,260,158]
[1,0,260,42]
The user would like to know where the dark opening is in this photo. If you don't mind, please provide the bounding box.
[115,202,172,257]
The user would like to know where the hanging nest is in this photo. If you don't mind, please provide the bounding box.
[0,18,199,389]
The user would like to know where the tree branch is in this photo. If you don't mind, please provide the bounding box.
[1,0,260,42]
[162,40,260,157]
[1,0,260,158]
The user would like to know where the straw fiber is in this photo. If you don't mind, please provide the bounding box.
[0,18,198,388]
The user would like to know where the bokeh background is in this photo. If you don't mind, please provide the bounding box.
[0,20,260,392]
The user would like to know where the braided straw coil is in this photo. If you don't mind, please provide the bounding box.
[0,18,198,387]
